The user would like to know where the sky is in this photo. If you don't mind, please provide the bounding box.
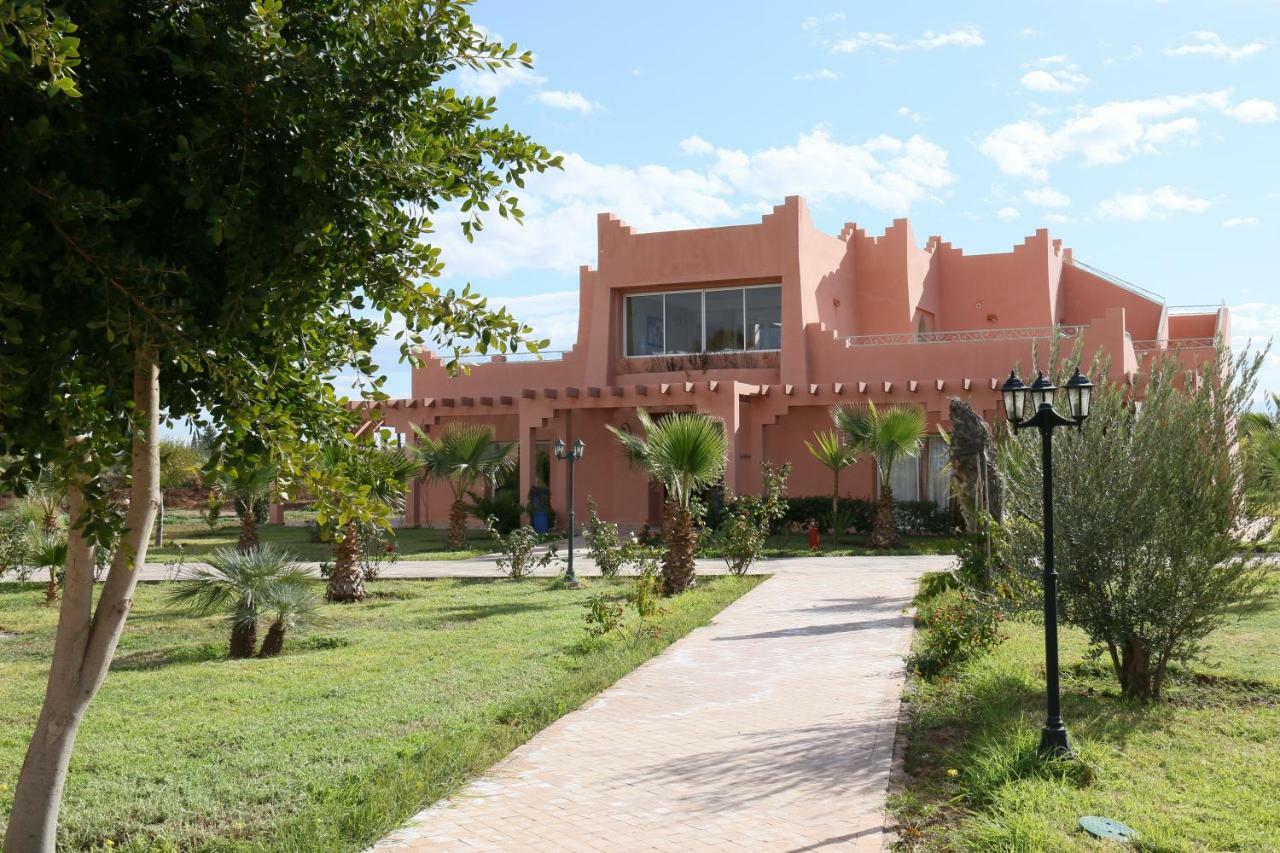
[368,0,1280,402]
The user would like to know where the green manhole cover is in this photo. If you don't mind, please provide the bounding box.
[1080,815,1138,843]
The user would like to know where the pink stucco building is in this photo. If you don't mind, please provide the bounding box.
[365,196,1226,529]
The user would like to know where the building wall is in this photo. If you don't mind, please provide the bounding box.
[366,196,1226,529]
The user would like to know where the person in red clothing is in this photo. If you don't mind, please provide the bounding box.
[807,518,820,552]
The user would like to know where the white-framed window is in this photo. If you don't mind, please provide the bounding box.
[623,284,782,357]
[926,435,950,507]
[889,450,921,501]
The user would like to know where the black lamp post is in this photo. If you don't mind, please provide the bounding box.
[1000,365,1093,759]
[554,438,586,588]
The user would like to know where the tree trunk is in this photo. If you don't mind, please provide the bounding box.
[326,522,365,603]
[1119,636,1155,702]
[237,504,257,554]
[661,502,697,596]
[871,480,899,548]
[229,615,258,659]
[44,574,58,606]
[5,347,161,853]
[446,498,467,549]
[831,470,840,534]
[155,496,164,546]
[41,511,57,533]
[258,620,286,658]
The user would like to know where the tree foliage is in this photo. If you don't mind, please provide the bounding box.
[412,423,517,548]
[0,1,557,842]
[833,402,926,547]
[997,346,1272,701]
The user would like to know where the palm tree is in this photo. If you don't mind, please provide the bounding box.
[209,464,276,553]
[833,402,926,548]
[166,545,310,658]
[258,581,323,657]
[606,409,726,595]
[1243,392,1280,528]
[28,528,68,605]
[318,441,419,603]
[804,429,857,534]
[411,424,517,550]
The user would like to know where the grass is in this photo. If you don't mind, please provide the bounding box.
[149,512,488,562]
[0,574,761,850]
[892,585,1280,851]
[738,532,966,559]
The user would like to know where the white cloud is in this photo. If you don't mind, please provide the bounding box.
[1019,56,1089,94]
[996,206,1021,220]
[801,12,846,34]
[454,64,546,97]
[1096,186,1212,221]
[1023,187,1072,208]
[980,90,1266,181]
[1020,68,1089,93]
[1019,27,1042,38]
[794,68,840,81]
[1222,216,1260,227]
[679,135,715,155]
[1224,98,1278,123]
[832,25,983,53]
[533,90,603,115]
[1164,31,1266,62]
[429,128,956,279]
[897,106,923,123]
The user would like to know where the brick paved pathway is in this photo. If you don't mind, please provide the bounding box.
[372,555,946,852]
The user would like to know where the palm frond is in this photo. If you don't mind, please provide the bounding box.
[805,430,855,471]
[412,424,517,498]
[606,408,726,507]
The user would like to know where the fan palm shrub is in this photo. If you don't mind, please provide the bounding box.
[412,424,517,549]
[166,545,310,658]
[258,580,324,657]
[208,464,277,553]
[804,429,857,533]
[833,402,926,547]
[606,409,726,595]
[1243,391,1280,524]
[316,441,419,602]
[28,528,68,605]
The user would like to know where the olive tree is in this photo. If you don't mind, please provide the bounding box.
[0,1,557,846]
[998,346,1272,702]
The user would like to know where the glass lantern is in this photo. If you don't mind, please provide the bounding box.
[1064,368,1094,421]
[1000,370,1026,425]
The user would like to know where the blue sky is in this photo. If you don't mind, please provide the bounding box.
[378,1,1280,400]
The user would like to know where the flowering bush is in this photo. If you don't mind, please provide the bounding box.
[908,589,1005,679]
[487,518,557,579]
[584,498,625,578]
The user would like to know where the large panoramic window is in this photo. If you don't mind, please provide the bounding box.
[623,284,781,357]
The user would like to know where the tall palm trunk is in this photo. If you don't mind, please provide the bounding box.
[326,522,365,602]
[661,501,698,595]
[44,574,58,606]
[830,469,840,533]
[446,497,468,549]
[237,504,258,554]
[871,479,899,548]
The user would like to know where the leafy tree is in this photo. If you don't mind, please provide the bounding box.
[412,424,517,549]
[606,409,726,595]
[0,1,556,843]
[833,403,926,548]
[155,438,207,545]
[0,1,81,96]
[166,545,312,659]
[804,430,856,533]
[998,347,1271,701]
[315,439,418,602]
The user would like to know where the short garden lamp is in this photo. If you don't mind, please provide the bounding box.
[554,438,586,588]
[999,365,1092,759]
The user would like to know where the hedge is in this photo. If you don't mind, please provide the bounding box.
[780,496,956,535]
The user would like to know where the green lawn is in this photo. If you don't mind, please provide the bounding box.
[892,585,1280,850]
[150,513,488,562]
[741,532,965,559]
[0,575,761,851]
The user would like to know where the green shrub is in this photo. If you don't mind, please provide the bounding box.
[468,489,521,534]
[582,593,624,637]
[908,589,1005,679]
[583,498,624,578]
[487,519,556,579]
[0,512,31,578]
[782,496,954,535]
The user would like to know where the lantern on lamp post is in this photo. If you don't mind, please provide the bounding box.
[999,365,1093,758]
[554,438,586,588]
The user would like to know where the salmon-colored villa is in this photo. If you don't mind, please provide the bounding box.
[364,196,1226,530]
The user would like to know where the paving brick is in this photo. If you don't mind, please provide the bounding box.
[367,556,945,852]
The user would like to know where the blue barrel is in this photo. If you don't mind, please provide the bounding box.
[531,510,549,533]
